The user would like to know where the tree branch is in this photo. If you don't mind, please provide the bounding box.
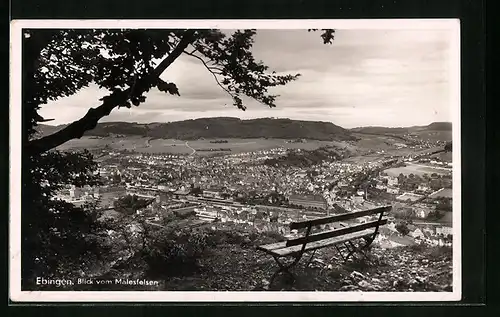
[183,50,234,99]
[26,30,197,156]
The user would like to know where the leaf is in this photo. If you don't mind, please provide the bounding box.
[157,79,180,96]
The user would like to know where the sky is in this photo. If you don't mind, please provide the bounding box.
[38,28,455,129]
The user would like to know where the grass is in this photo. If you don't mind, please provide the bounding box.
[384,164,451,177]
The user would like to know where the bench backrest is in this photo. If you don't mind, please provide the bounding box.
[286,205,391,247]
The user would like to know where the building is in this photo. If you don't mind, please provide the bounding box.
[417,184,431,192]
[409,228,425,239]
[387,177,398,187]
[386,187,399,194]
[202,188,222,199]
[352,195,364,204]
[414,205,433,218]
[436,226,453,236]
[288,194,328,210]
[375,183,387,190]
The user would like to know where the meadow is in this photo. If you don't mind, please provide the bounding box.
[384,163,452,177]
[56,136,353,156]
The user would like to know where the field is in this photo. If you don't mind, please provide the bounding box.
[56,136,354,156]
[410,131,452,142]
[55,133,450,161]
[384,163,452,177]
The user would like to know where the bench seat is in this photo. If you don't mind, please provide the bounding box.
[257,228,375,257]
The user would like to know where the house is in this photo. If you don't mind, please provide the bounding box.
[436,226,453,236]
[352,195,364,204]
[409,228,425,239]
[202,188,221,198]
[387,177,398,186]
[415,206,433,218]
[289,194,328,210]
[417,184,431,192]
[386,187,399,194]
[295,171,307,178]
[376,183,387,190]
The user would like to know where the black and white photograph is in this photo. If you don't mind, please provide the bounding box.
[10,19,461,302]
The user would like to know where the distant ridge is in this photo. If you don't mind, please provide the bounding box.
[350,122,452,134]
[35,119,452,141]
[36,117,355,141]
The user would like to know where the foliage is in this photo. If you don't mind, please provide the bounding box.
[395,222,410,236]
[427,209,446,221]
[434,197,452,212]
[113,194,153,215]
[22,149,105,287]
[189,186,203,196]
[141,227,209,276]
[444,141,452,152]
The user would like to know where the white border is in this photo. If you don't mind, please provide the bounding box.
[9,19,461,302]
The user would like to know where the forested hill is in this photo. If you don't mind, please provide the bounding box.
[37,117,356,141]
[350,122,452,135]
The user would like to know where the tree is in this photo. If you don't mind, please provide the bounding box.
[444,141,452,152]
[113,194,153,215]
[395,222,410,236]
[427,209,445,220]
[190,186,203,197]
[112,173,122,184]
[22,148,104,287]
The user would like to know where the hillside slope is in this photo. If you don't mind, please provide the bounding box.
[74,222,453,292]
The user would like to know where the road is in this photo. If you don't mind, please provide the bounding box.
[185,141,196,156]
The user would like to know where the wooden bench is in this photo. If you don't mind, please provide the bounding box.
[257,205,391,283]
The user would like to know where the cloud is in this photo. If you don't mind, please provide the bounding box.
[38,28,454,128]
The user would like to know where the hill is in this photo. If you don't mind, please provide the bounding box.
[350,122,452,135]
[36,119,452,143]
[37,117,356,141]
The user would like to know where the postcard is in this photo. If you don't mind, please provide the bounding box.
[9,19,461,302]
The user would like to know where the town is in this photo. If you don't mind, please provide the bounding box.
[54,137,453,251]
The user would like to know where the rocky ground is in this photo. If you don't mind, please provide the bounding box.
[94,225,453,292]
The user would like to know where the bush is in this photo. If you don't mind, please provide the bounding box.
[197,223,285,247]
[395,222,410,236]
[409,243,428,253]
[202,228,248,247]
[142,227,208,276]
[428,246,452,260]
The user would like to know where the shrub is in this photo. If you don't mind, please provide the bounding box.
[142,227,208,276]
[428,246,452,260]
[409,243,427,253]
[257,231,286,245]
[395,222,410,236]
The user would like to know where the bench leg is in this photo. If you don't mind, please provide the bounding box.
[335,245,346,261]
[348,240,370,261]
[269,254,302,285]
[305,250,317,267]
[344,242,357,262]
